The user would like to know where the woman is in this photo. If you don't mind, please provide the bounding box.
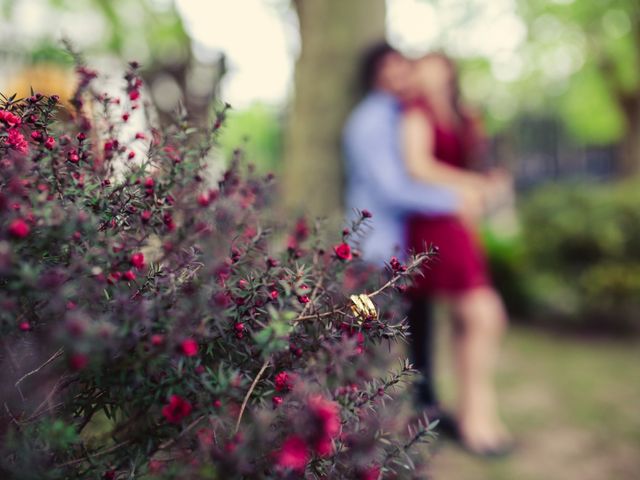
[402,53,512,455]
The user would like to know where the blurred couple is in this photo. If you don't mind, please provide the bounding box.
[343,43,514,456]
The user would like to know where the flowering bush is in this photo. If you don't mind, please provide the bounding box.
[0,61,436,479]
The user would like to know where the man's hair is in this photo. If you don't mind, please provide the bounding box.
[358,41,398,93]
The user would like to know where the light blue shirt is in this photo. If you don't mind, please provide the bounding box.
[343,91,458,264]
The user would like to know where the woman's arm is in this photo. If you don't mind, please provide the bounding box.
[401,109,486,193]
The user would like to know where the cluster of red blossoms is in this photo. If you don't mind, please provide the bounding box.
[275,395,341,473]
[0,110,28,154]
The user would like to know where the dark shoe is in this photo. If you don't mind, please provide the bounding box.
[460,439,516,459]
[419,405,460,441]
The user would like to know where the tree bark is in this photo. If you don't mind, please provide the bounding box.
[619,93,640,175]
[282,0,386,218]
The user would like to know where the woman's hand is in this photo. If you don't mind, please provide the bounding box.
[481,169,514,214]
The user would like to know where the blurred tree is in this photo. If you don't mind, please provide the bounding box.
[282,0,386,217]
[516,0,640,174]
[0,0,224,123]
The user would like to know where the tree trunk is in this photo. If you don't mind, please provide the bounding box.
[618,94,640,176]
[282,0,386,218]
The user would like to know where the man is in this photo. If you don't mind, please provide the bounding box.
[342,42,468,419]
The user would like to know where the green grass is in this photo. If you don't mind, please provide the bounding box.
[427,325,640,480]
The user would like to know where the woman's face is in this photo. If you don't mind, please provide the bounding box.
[415,56,455,96]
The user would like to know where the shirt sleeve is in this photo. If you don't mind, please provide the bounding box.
[344,105,459,215]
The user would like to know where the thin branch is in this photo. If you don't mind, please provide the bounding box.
[234,359,270,433]
[15,348,64,395]
[56,440,131,469]
[158,414,206,451]
[367,255,430,299]
[295,253,430,324]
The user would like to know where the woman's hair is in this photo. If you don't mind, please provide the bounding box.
[420,52,464,122]
[358,41,398,93]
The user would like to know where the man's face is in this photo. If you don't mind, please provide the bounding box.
[375,52,412,98]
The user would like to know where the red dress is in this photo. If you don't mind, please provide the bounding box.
[406,102,490,295]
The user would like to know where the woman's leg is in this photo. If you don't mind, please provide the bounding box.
[450,286,510,451]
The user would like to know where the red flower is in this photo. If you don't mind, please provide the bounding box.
[18,321,31,331]
[0,110,21,127]
[359,465,381,480]
[67,149,79,163]
[389,256,406,273]
[298,295,310,304]
[140,210,152,223]
[180,338,199,357]
[274,371,292,392]
[294,217,309,241]
[333,242,352,261]
[122,270,136,281]
[151,334,164,346]
[308,395,341,457]
[44,136,56,150]
[6,129,28,154]
[162,394,192,424]
[272,396,283,408]
[270,290,279,300]
[197,192,210,207]
[130,252,146,270]
[129,89,140,101]
[8,218,30,238]
[69,353,89,371]
[361,209,372,219]
[276,435,309,472]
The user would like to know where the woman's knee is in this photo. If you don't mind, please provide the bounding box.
[455,287,508,334]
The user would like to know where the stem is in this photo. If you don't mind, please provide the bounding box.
[56,440,131,468]
[234,359,270,433]
[158,415,206,451]
[14,348,64,398]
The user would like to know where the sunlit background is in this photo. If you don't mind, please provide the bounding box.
[1,0,639,478]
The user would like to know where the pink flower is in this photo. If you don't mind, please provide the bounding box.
[130,252,146,270]
[0,110,21,127]
[272,396,283,408]
[180,338,199,357]
[8,218,30,238]
[6,129,28,154]
[67,149,79,163]
[359,465,381,480]
[308,395,341,457]
[274,371,292,392]
[122,270,136,281]
[162,394,192,424]
[361,209,372,219]
[333,242,352,261]
[276,435,309,472]
[197,192,210,207]
[44,136,56,150]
